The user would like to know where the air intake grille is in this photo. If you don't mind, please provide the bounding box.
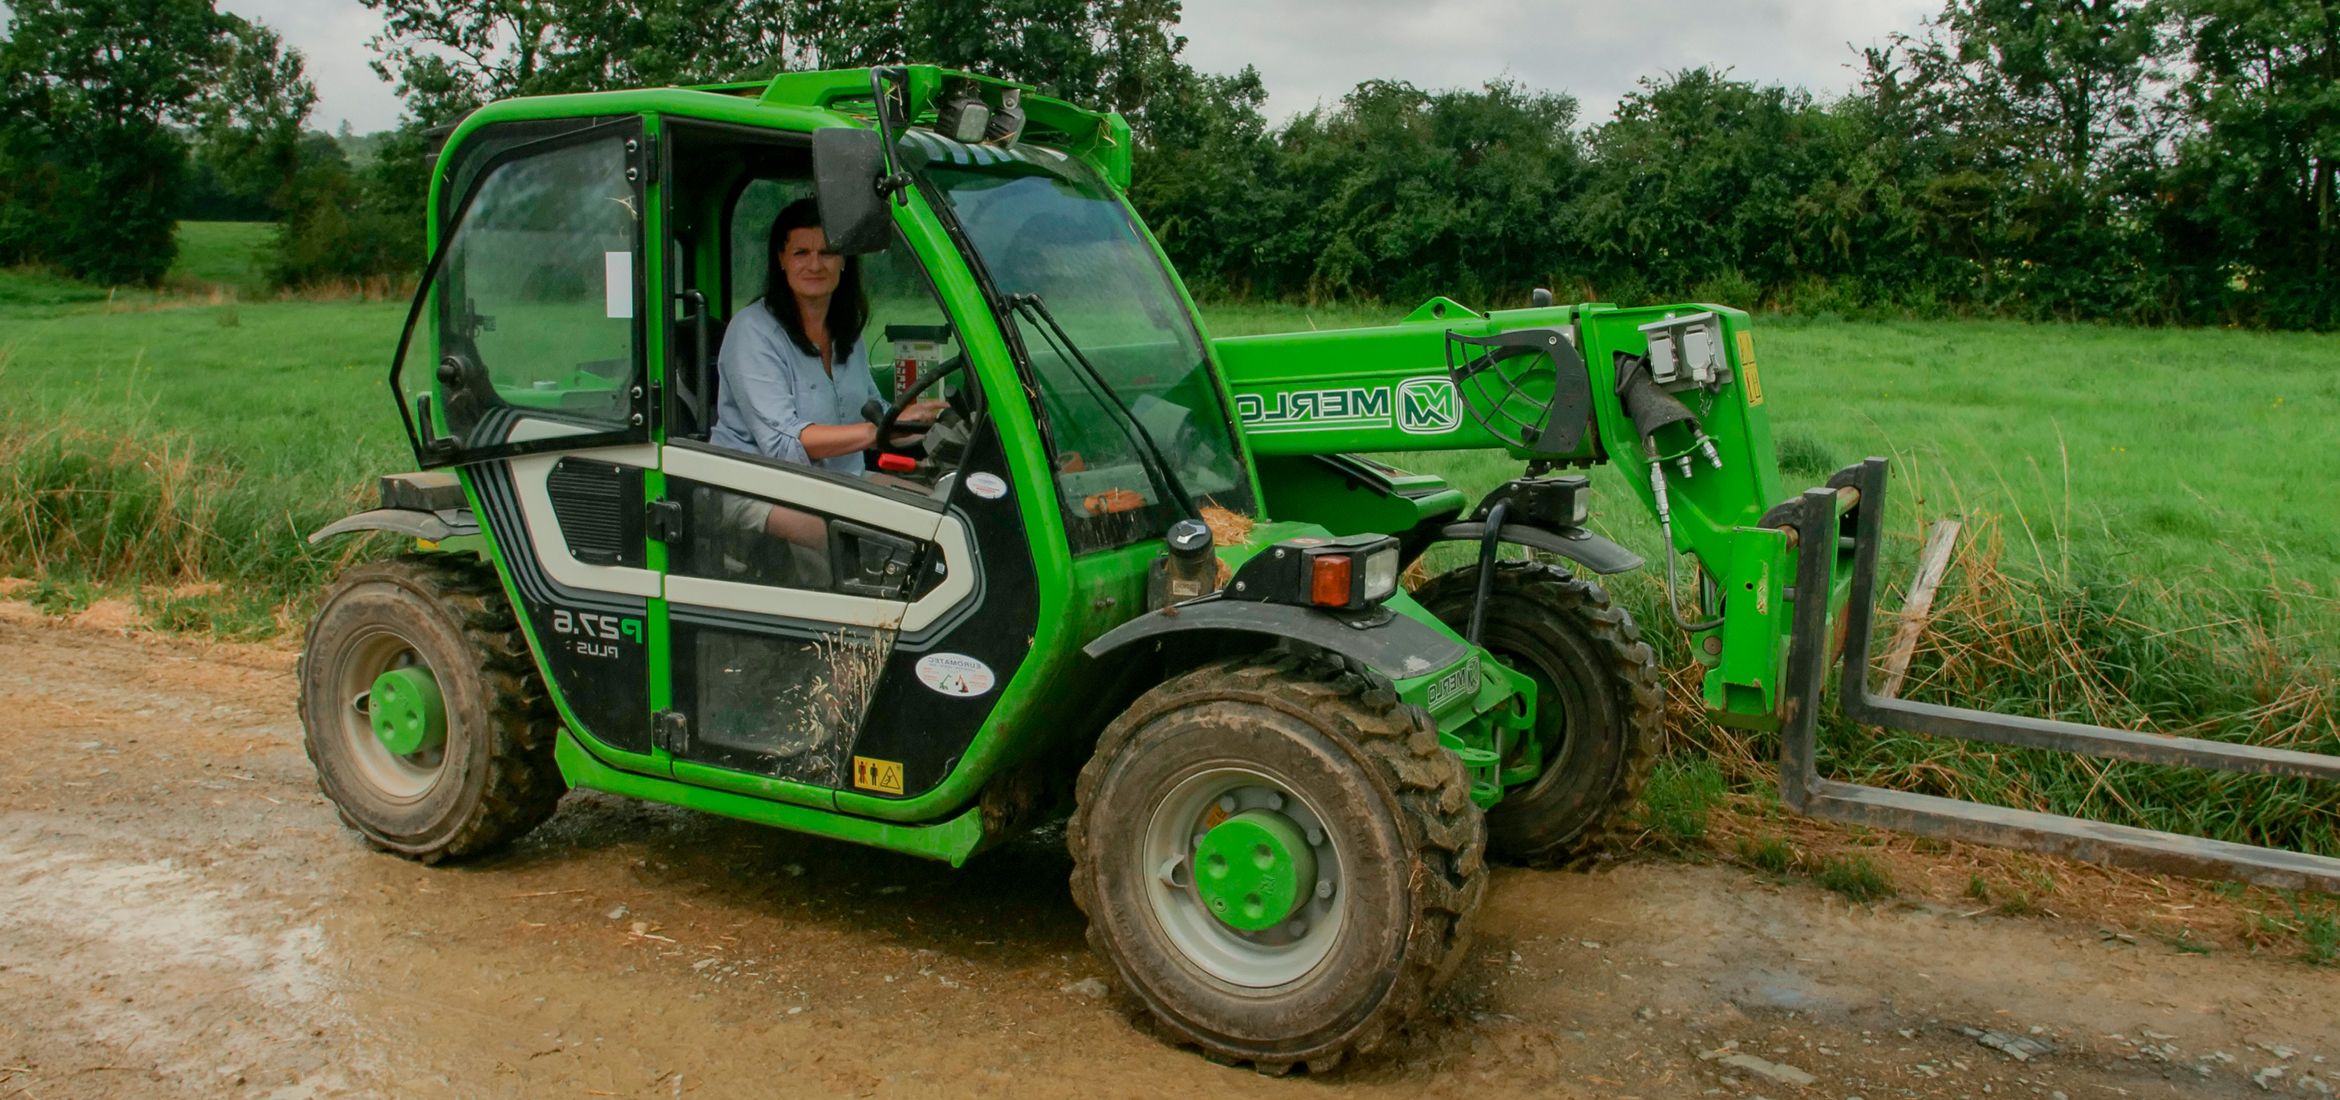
[546,459,644,566]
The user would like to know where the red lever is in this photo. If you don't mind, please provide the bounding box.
[876,453,917,473]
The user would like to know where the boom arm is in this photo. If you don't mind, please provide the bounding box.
[1215,296,1814,726]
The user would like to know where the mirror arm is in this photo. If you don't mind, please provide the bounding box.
[868,66,910,207]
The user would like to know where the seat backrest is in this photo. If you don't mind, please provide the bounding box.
[672,312,728,440]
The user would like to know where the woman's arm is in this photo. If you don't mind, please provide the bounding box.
[798,421,878,459]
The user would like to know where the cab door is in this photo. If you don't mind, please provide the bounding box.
[651,172,980,793]
[390,116,660,760]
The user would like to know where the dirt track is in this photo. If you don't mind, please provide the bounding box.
[2,605,2335,1099]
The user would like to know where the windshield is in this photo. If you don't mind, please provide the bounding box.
[911,134,1254,552]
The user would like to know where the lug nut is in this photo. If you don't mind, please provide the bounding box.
[1217,794,1237,813]
[1316,879,1335,900]
[1305,826,1324,847]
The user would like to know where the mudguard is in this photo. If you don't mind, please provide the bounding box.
[306,507,480,545]
[1082,597,1468,681]
[1431,522,1643,575]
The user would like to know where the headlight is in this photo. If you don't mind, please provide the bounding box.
[1362,545,1400,601]
[1225,534,1404,612]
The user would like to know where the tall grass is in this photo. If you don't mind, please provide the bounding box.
[0,405,378,637]
[1632,510,2340,857]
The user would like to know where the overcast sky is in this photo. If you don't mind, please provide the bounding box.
[213,0,1938,134]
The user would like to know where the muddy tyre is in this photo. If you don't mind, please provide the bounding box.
[1067,648,1486,1073]
[1416,562,1662,867]
[297,555,564,863]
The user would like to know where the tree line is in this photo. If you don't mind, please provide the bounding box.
[2,0,2333,329]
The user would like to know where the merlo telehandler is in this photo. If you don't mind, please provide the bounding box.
[302,65,2340,1072]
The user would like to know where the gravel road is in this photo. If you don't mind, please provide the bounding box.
[2,604,2333,1099]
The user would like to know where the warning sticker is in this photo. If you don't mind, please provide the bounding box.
[1736,330,1764,406]
[852,756,906,794]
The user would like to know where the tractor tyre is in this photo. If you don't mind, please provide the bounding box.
[297,555,565,863]
[1067,647,1486,1074]
[1416,562,1663,868]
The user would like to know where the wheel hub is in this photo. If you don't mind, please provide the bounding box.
[368,666,446,756]
[1192,809,1317,932]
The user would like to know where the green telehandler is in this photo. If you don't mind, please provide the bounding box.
[301,65,2340,1072]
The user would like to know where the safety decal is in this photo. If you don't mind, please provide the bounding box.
[914,652,996,697]
[852,755,906,795]
[1736,330,1764,406]
[965,472,1008,500]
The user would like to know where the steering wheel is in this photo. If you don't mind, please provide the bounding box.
[873,353,972,449]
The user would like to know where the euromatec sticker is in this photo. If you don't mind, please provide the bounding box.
[914,652,996,696]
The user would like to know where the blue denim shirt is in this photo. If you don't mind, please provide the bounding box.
[709,300,884,476]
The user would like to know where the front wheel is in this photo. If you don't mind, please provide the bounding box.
[297,556,565,863]
[1416,562,1663,867]
[1067,649,1486,1073]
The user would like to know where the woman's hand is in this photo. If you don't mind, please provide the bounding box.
[892,399,949,427]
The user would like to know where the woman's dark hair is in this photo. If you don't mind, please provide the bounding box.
[763,197,867,358]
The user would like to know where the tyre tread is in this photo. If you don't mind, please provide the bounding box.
[1416,562,1664,869]
[1066,646,1487,1073]
[297,554,565,863]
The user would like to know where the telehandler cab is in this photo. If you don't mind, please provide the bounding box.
[303,65,2340,1071]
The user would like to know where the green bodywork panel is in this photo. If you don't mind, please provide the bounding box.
[556,732,989,865]
[392,65,1842,867]
[1217,298,1819,725]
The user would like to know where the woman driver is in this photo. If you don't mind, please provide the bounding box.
[710,197,945,470]
[709,198,947,555]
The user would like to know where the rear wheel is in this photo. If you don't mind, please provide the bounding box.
[297,555,565,863]
[1417,562,1662,867]
[1068,649,1485,1073]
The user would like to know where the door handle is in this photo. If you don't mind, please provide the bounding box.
[828,521,922,600]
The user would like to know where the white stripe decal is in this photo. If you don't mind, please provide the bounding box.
[506,420,661,599]
[658,446,977,633]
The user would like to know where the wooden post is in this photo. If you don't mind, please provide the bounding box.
[1877,519,1961,700]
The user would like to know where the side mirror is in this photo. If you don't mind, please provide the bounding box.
[813,128,892,255]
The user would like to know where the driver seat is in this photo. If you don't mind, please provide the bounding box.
[671,312,728,440]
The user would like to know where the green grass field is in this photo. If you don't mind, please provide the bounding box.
[4,281,2337,621]
[168,221,278,298]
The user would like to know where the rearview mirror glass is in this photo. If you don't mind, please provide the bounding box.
[813,128,891,255]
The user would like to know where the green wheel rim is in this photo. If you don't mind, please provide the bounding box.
[1193,810,1317,932]
[335,627,448,802]
[368,666,447,756]
[1139,765,1347,988]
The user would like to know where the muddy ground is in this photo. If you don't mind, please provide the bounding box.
[2,606,2335,1099]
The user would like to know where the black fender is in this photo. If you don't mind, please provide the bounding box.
[1082,597,1467,681]
[1431,521,1642,575]
[306,507,480,546]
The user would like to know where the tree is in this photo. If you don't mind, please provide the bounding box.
[359,0,795,126]
[1575,69,1842,305]
[0,0,313,285]
[2158,0,2340,328]
[1127,65,1279,296]
[196,18,319,213]
[1867,0,2171,319]
[783,0,1187,119]
[1267,79,1584,304]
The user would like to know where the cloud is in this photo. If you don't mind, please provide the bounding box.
[219,0,407,132]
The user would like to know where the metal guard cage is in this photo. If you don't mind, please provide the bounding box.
[1443,328,1592,455]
